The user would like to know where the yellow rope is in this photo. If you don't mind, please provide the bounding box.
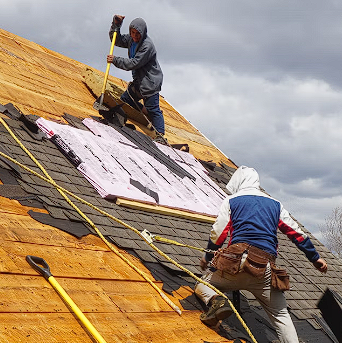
[0,117,258,343]
[152,235,215,253]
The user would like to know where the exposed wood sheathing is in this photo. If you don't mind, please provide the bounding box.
[0,195,233,342]
[0,28,235,342]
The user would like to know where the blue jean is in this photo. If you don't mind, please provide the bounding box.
[121,84,165,135]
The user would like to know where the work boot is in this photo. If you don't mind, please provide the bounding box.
[200,296,233,326]
[153,135,168,145]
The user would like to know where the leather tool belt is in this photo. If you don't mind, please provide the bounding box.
[211,242,290,291]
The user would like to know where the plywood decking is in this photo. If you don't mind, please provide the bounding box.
[0,195,232,342]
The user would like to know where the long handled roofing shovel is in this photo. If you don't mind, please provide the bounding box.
[93,27,119,111]
[26,255,108,343]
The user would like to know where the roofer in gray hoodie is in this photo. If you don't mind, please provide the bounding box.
[107,15,165,142]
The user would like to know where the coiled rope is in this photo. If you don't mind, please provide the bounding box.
[0,116,258,343]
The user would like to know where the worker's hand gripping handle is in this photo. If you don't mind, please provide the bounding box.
[113,14,125,28]
[26,255,52,280]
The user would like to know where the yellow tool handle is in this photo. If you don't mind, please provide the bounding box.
[26,255,107,343]
[101,31,117,95]
[48,276,108,343]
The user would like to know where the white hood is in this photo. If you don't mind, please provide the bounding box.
[226,166,260,194]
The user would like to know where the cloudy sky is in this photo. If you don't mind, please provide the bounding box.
[1,0,342,241]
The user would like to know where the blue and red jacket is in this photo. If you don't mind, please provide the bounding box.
[205,166,320,263]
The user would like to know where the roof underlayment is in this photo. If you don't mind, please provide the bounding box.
[0,27,342,343]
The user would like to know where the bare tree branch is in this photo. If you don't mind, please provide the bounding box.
[320,206,342,257]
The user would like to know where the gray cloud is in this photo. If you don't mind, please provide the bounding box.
[162,62,342,236]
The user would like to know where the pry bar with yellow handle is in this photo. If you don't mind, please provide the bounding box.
[93,28,118,111]
[26,255,108,343]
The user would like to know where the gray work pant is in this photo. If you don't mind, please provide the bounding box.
[194,259,299,343]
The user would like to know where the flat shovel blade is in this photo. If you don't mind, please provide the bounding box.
[93,94,109,111]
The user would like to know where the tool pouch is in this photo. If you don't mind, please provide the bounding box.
[242,250,268,279]
[211,243,248,275]
[271,263,290,291]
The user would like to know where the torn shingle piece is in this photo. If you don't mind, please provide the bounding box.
[159,261,184,273]
[2,104,22,120]
[35,195,59,207]
[130,178,159,203]
[108,236,141,250]
[132,249,158,263]
[0,103,7,114]
[0,184,28,198]
[43,205,69,220]
[63,113,88,130]
[86,215,113,226]
[28,210,91,238]
[63,210,83,222]
[159,260,201,277]
[0,183,44,208]
[93,225,128,237]
[17,196,45,209]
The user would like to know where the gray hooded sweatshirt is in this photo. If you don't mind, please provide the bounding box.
[109,18,163,98]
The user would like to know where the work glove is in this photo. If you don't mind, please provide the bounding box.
[113,15,125,28]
